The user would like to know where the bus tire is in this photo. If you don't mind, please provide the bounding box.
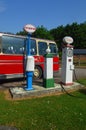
[34,66,43,79]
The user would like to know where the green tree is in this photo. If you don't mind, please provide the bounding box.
[16,25,53,40]
[16,30,28,36]
[50,25,65,51]
[16,22,86,50]
[33,25,54,40]
[50,22,86,50]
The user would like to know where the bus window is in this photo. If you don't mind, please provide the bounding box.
[30,39,37,55]
[2,35,25,54]
[38,42,47,55]
[49,43,58,55]
[0,36,1,53]
[26,39,37,55]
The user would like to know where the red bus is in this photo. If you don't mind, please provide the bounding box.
[0,33,59,79]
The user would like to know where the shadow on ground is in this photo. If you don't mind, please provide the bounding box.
[0,78,44,89]
[78,88,86,95]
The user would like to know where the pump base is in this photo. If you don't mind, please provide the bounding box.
[61,82,73,86]
[25,87,34,91]
[43,78,54,88]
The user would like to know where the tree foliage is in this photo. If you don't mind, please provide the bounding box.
[16,22,86,51]
[50,22,86,50]
[33,25,54,40]
[16,25,53,40]
[16,30,28,36]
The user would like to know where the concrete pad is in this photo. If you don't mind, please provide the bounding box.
[9,82,84,99]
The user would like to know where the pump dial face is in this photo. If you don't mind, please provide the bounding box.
[67,49,73,57]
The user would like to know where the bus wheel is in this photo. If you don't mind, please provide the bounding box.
[34,66,42,79]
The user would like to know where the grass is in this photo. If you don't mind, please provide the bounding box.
[78,78,86,86]
[0,79,86,130]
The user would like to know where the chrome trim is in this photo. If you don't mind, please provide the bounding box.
[0,74,24,79]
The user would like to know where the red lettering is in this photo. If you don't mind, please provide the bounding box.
[25,27,36,30]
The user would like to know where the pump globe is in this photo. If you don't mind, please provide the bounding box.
[46,48,51,54]
[63,36,73,44]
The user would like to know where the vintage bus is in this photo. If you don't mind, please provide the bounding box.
[0,33,59,79]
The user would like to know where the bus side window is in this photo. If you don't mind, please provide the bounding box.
[14,38,25,54]
[19,47,24,54]
[2,36,15,54]
[38,42,47,55]
[26,39,37,55]
[2,35,25,55]
[0,36,2,53]
[7,46,15,54]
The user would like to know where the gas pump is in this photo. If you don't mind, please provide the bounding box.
[61,36,74,85]
[24,24,36,90]
[43,48,54,88]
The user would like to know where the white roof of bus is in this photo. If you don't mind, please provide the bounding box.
[0,32,56,43]
[0,32,26,39]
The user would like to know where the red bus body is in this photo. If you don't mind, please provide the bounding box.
[34,55,59,72]
[0,55,59,78]
[0,33,59,79]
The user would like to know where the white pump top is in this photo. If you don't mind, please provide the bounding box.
[63,36,73,44]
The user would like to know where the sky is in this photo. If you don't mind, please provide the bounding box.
[0,0,86,34]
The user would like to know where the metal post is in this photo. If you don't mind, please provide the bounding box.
[25,33,34,91]
[27,34,31,56]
